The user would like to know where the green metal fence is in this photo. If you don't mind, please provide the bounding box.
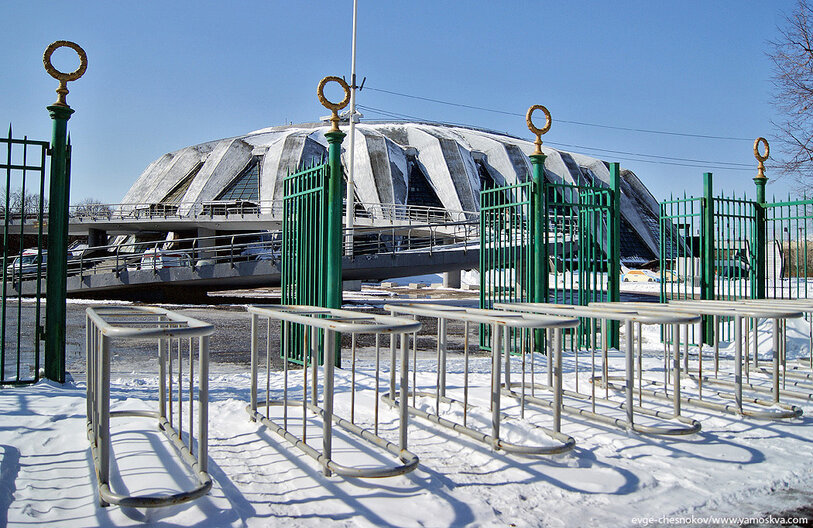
[478,173,620,351]
[659,194,703,303]
[281,161,329,364]
[1,129,49,385]
[479,106,620,352]
[659,174,757,342]
[659,167,812,345]
[545,178,616,349]
[479,180,533,349]
[766,196,813,299]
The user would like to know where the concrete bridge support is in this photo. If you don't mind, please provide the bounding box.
[443,270,461,288]
[87,228,107,247]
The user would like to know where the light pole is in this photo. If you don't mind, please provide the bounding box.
[345,0,359,257]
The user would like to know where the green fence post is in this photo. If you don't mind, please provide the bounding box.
[526,105,551,306]
[530,156,546,305]
[526,106,551,355]
[325,129,345,311]
[753,138,769,300]
[608,163,621,349]
[318,76,350,314]
[42,41,86,383]
[701,172,715,344]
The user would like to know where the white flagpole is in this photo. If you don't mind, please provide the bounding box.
[345,0,359,256]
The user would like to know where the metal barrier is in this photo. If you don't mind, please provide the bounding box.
[674,300,807,413]
[737,299,813,378]
[85,306,213,507]
[1,131,49,385]
[383,303,579,455]
[247,305,421,478]
[2,221,477,286]
[63,199,476,226]
[591,301,804,421]
[495,302,702,436]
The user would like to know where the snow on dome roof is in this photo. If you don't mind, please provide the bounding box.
[121,121,661,262]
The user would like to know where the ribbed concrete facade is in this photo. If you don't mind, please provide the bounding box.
[122,121,661,263]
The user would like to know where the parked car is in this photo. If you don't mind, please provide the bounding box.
[622,269,659,283]
[139,248,192,270]
[6,249,47,278]
[240,242,279,262]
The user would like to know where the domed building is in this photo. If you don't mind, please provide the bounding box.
[121,121,661,265]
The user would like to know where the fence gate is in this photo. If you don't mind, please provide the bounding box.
[479,180,534,349]
[543,176,618,349]
[479,169,620,350]
[281,161,329,365]
[1,129,50,384]
[479,106,621,351]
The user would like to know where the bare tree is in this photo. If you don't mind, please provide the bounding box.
[73,198,112,218]
[1,188,47,217]
[770,0,813,182]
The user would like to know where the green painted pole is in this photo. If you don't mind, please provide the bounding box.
[44,104,74,383]
[701,172,715,344]
[608,163,621,349]
[530,152,547,306]
[325,129,345,314]
[41,40,87,384]
[754,165,767,301]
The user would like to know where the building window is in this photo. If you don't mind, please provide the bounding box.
[216,158,260,202]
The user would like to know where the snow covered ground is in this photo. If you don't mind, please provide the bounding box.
[2,313,813,527]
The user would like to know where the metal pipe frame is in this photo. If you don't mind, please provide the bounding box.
[246,305,421,478]
[495,302,702,436]
[737,299,813,379]
[593,301,804,420]
[85,306,214,508]
[383,303,579,455]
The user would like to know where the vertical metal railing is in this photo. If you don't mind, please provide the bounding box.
[247,305,420,478]
[0,130,49,385]
[384,303,579,454]
[765,196,813,300]
[85,306,213,507]
[479,180,533,350]
[544,180,614,351]
[660,194,703,304]
[497,302,702,436]
[281,161,329,364]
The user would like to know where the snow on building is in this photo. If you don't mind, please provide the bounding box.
[122,121,661,264]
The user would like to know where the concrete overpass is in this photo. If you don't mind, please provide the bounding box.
[7,241,480,302]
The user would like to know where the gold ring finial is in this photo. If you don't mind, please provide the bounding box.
[526,104,552,155]
[43,40,87,107]
[754,137,769,180]
[318,76,351,132]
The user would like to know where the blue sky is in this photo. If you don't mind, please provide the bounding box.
[0,1,799,204]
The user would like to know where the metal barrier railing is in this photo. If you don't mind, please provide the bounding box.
[495,302,702,436]
[668,299,813,420]
[590,301,801,420]
[383,303,579,455]
[85,306,214,507]
[59,199,477,226]
[737,299,813,377]
[247,305,421,478]
[2,221,478,288]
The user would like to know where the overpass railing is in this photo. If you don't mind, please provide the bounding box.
[85,306,214,507]
[60,199,477,225]
[3,221,479,284]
